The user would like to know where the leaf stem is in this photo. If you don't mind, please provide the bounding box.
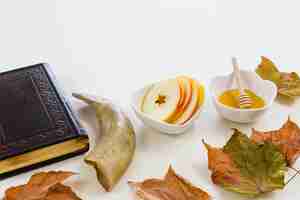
[286,167,300,185]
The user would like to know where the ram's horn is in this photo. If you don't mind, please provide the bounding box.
[73,93,136,192]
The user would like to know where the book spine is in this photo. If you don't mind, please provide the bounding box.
[41,63,86,136]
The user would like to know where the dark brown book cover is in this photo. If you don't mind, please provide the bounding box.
[0,63,89,178]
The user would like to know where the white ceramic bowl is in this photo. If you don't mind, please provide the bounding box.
[210,70,277,123]
[131,83,205,135]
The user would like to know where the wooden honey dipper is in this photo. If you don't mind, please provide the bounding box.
[231,57,253,109]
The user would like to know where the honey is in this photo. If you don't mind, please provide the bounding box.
[218,89,265,109]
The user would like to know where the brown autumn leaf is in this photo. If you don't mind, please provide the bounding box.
[44,183,82,200]
[202,141,241,187]
[251,118,300,166]
[128,166,211,200]
[4,171,81,200]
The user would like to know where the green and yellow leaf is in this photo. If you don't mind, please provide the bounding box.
[203,129,286,196]
[256,56,300,98]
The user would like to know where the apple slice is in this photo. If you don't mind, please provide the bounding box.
[168,76,193,123]
[180,81,205,124]
[182,81,205,124]
[141,78,181,122]
[167,78,186,122]
[177,78,186,110]
[173,78,200,125]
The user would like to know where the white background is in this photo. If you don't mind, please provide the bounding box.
[160,0,216,11]
[0,0,300,199]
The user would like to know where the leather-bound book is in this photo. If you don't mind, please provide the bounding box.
[0,63,89,178]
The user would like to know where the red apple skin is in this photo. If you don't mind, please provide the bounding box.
[172,78,199,125]
[181,82,205,125]
[177,78,186,108]
[168,76,193,123]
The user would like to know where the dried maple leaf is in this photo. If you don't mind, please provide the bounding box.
[251,118,300,166]
[4,171,81,200]
[203,129,286,196]
[256,56,300,98]
[128,166,211,200]
[44,183,81,200]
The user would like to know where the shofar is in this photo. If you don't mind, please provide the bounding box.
[73,93,136,192]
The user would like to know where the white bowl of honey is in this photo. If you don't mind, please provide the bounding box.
[210,70,277,123]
